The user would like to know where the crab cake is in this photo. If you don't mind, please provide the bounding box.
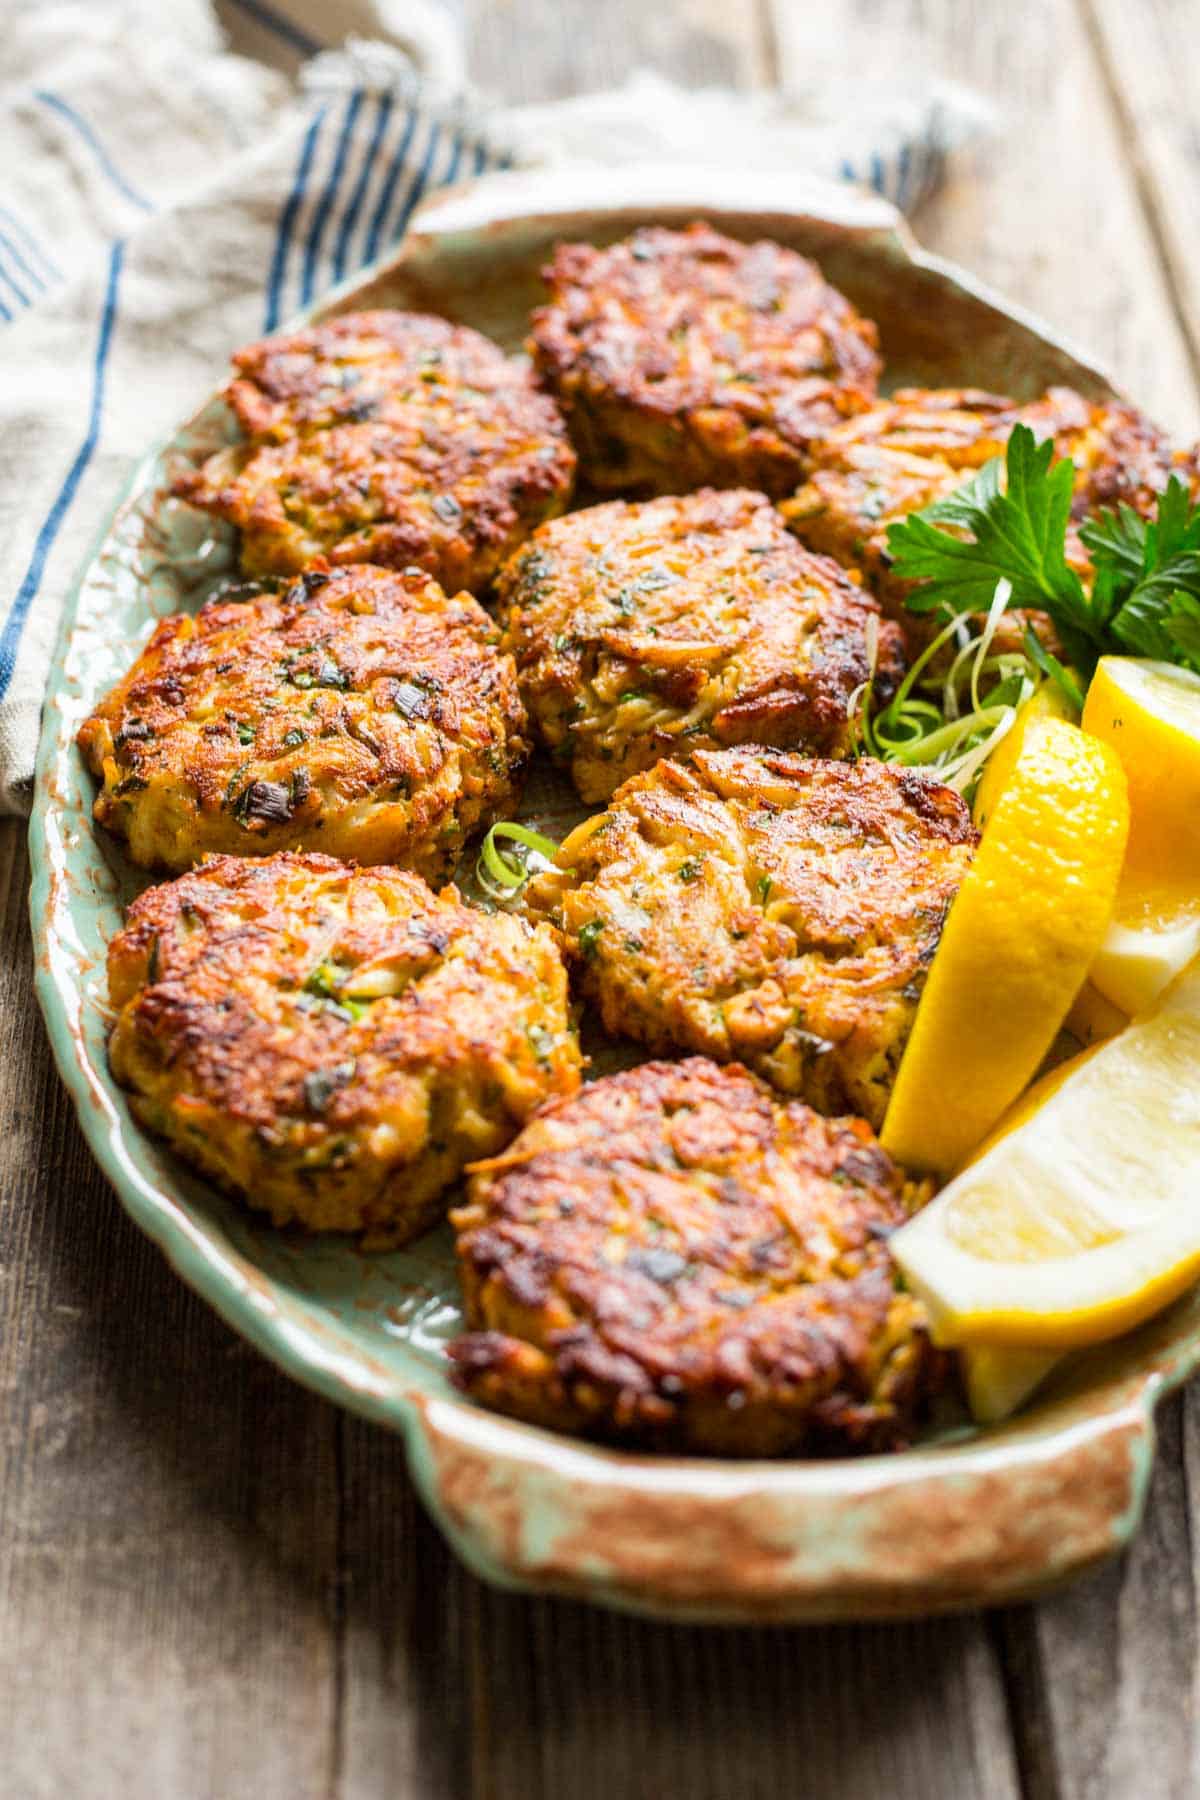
[528,224,881,497]
[107,852,581,1242]
[525,748,976,1129]
[781,385,1179,610]
[78,563,529,880]
[450,1057,943,1456]
[173,311,576,591]
[497,488,904,804]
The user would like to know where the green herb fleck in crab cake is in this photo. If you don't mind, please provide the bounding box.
[496,487,904,803]
[528,223,881,497]
[78,563,530,880]
[450,1056,944,1456]
[173,311,576,591]
[107,851,581,1244]
[524,746,977,1130]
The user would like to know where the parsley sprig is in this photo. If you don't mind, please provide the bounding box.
[886,423,1200,683]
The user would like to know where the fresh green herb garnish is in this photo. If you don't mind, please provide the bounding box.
[887,424,1200,683]
[1081,479,1200,672]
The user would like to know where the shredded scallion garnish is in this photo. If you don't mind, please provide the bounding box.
[854,579,1044,799]
[477,820,560,901]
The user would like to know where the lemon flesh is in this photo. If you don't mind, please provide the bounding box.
[892,956,1200,1350]
[882,717,1129,1175]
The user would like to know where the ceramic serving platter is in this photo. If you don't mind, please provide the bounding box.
[31,164,1200,1624]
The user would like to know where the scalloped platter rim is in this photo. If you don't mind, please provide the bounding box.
[29,162,1200,1624]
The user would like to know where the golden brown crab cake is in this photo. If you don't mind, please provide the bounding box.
[525,748,977,1129]
[528,224,881,497]
[449,1057,944,1456]
[107,852,581,1243]
[77,563,530,880]
[496,488,905,804]
[173,311,576,591]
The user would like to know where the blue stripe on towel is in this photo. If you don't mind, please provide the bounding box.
[0,242,124,700]
[0,207,62,282]
[34,92,154,213]
[300,89,366,307]
[0,226,45,294]
[387,116,443,246]
[0,257,30,309]
[331,92,394,284]
[263,106,327,331]
[362,103,419,267]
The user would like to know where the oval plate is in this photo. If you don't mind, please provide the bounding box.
[31,165,1200,1624]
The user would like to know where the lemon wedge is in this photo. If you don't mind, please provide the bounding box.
[961,1345,1061,1424]
[891,956,1200,1350]
[1082,656,1200,889]
[1082,657,1200,1015]
[881,717,1129,1175]
[1090,910,1200,1018]
[954,1048,1102,1421]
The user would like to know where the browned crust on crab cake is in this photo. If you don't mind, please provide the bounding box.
[496,488,905,804]
[78,563,530,880]
[528,224,881,497]
[524,748,977,1130]
[449,1056,944,1456]
[107,851,581,1243]
[172,311,576,591]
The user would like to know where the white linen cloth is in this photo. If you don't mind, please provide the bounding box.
[0,0,992,812]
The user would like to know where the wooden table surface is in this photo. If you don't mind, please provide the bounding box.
[6,2,1200,1795]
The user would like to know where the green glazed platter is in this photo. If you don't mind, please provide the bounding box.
[30,165,1200,1623]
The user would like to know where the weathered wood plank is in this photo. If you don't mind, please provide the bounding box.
[0,822,340,1799]
[769,0,1200,439]
[1084,0,1200,407]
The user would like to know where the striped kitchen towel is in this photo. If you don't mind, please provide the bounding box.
[0,0,993,812]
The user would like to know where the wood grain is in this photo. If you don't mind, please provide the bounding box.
[6,2,1200,1796]
[1084,0,1200,403]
